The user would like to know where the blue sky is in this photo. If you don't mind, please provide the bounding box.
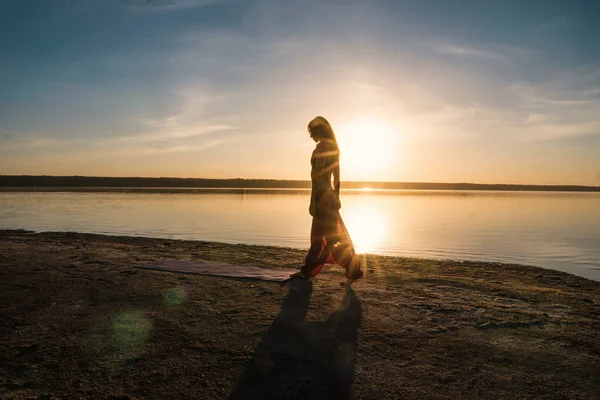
[1,0,599,184]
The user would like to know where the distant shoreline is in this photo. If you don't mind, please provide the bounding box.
[3,187,600,196]
[1,175,599,192]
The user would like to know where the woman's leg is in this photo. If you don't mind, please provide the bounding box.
[332,215,364,281]
[331,244,363,280]
[301,240,326,277]
[300,218,327,277]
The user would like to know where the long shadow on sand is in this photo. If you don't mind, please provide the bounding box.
[230,279,362,400]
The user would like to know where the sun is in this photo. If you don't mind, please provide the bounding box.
[336,116,398,181]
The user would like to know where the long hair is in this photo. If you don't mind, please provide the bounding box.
[308,116,339,149]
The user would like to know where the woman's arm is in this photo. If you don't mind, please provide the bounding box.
[333,160,340,197]
[333,156,341,208]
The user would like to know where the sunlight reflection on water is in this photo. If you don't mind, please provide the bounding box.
[0,190,599,281]
[342,203,388,254]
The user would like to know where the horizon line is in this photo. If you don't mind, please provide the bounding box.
[0,174,599,190]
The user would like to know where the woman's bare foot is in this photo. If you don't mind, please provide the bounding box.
[340,278,357,287]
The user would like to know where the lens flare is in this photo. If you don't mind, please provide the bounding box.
[164,285,188,307]
[112,310,151,354]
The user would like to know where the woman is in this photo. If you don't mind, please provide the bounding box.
[293,116,363,286]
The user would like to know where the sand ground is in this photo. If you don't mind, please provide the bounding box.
[1,230,599,399]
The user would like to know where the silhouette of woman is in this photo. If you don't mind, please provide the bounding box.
[292,116,363,286]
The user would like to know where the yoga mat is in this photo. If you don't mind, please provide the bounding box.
[138,260,295,282]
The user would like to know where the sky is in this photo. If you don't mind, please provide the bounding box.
[1,0,599,185]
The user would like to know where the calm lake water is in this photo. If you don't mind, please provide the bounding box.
[1,189,599,281]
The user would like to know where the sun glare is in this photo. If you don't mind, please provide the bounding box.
[342,203,388,254]
[337,116,398,181]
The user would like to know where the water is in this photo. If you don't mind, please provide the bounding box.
[1,189,599,281]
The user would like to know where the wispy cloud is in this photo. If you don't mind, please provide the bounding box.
[110,87,238,144]
[510,82,600,109]
[431,43,506,60]
[506,81,600,140]
[579,87,600,97]
[113,122,235,143]
[512,68,600,105]
[527,113,549,123]
[518,121,600,141]
[112,137,232,156]
[517,90,599,106]
[118,0,234,12]
[0,137,61,151]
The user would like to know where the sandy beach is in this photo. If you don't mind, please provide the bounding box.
[1,229,599,399]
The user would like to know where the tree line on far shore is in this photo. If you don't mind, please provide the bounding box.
[0,175,598,192]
